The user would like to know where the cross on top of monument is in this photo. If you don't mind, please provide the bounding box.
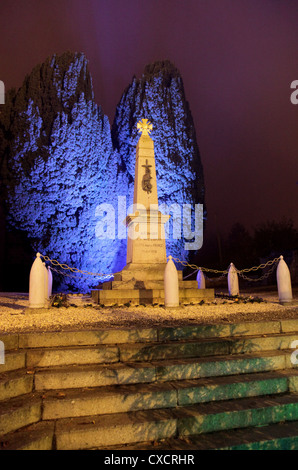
[137,119,153,136]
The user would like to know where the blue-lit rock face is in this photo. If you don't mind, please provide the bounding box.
[0,52,128,291]
[0,55,205,291]
[112,60,205,261]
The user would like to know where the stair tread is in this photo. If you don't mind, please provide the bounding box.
[3,418,298,451]
[0,421,54,450]
[54,392,298,430]
[2,371,297,418]
[31,349,293,390]
[33,348,291,372]
[3,318,297,349]
[2,392,298,449]
[0,368,31,382]
[118,332,298,347]
[41,368,298,399]
[0,393,41,415]
[96,420,298,450]
[1,332,297,370]
[6,330,298,350]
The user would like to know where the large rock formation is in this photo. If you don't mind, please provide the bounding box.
[0,52,127,291]
[112,60,205,260]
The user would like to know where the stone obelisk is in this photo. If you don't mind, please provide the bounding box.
[124,119,170,278]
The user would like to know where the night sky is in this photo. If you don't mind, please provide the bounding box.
[1,0,298,239]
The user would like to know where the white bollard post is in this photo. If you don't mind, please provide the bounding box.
[276,255,293,304]
[197,268,206,289]
[48,267,53,299]
[228,262,239,296]
[29,253,46,308]
[164,255,179,307]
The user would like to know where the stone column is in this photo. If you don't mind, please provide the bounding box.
[124,120,170,279]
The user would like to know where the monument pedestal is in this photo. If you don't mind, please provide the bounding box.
[125,208,169,266]
[91,274,214,307]
[92,119,214,306]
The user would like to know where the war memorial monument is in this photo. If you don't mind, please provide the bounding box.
[91,119,214,306]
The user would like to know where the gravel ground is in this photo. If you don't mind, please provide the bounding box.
[0,287,297,333]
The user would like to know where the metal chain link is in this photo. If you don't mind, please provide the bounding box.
[238,262,278,282]
[170,256,280,283]
[40,253,281,284]
[170,257,228,274]
[40,254,115,281]
[49,266,83,280]
[237,257,280,273]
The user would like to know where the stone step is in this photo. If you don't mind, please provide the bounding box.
[92,287,214,306]
[33,349,296,391]
[0,369,34,401]
[113,264,183,282]
[155,350,296,383]
[26,344,120,368]
[99,420,298,450]
[15,328,157,348]
[0,421,54,451]
[0,350,26,373]
[0,334,18,351]
[102,280,198,290]
[53,392,298,449]
[2,366,297,422]
[1,330,297,372]
[41,369,298,420]
[118,333,298,363]
[0,394,42,435]
[34,362,156,391]
[215,422,298,450]
[3,417,298,451]
[1,319,296,351]
[4,332,294,370]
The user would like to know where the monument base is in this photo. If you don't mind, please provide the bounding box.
[91,263,214,307]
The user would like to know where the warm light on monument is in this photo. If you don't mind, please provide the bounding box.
[92,120,214,306]
[125,119,170,267]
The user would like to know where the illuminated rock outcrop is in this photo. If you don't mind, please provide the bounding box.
[0,52,127,291]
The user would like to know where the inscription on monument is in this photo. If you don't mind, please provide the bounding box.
[137,240,164,250]
[134,239,166,262]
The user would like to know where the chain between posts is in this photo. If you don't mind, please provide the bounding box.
[40,254,115,281]
[49,266,85,280]
[40,253,281,283]
[170,257,229,274]
[237,261,279,282]
[170,256,281,283]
